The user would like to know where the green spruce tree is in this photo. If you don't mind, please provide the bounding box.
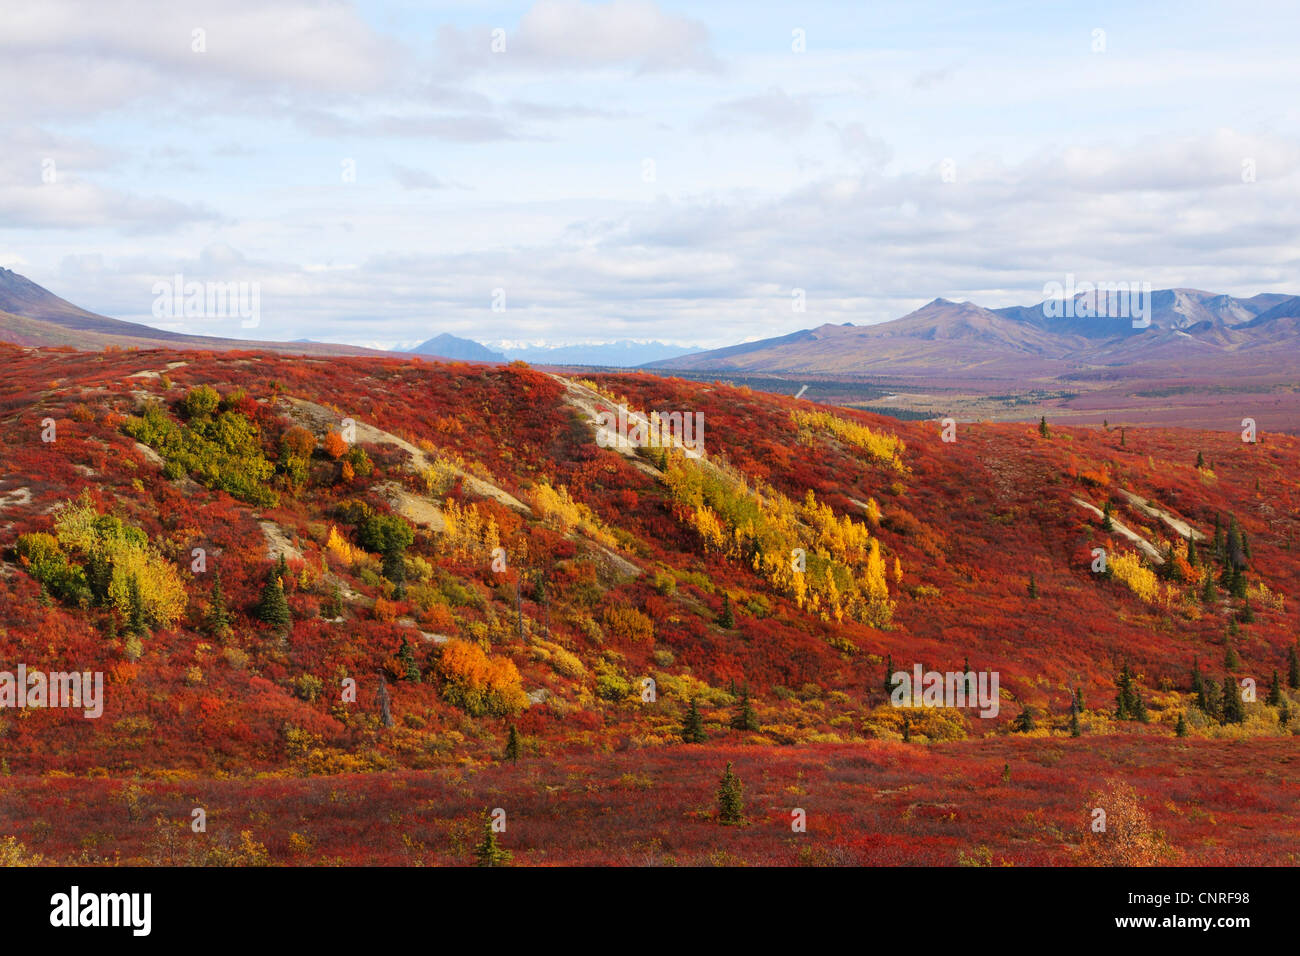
[1221,677,1244,724]
[504,724,520,762]
[718,593,735,629]
[206,570,232,638]
[680,697,706,743]
[1012,706,1035,733]
[1266,670,1282,707]
[730,686,759,732]
[126,573,148,636]
[716,762,745,824]
[256,572,292,632]
[398,636,420,681]
[474,815,512,867]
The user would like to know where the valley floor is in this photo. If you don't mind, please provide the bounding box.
[3,736,1295,866]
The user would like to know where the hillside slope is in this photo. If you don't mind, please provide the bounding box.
[0,347,1296,863]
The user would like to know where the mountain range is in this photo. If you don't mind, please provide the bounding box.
[0,267,391,358]
[497,340,697,367]
[4,270,1299,393]
[650,288,1300,383]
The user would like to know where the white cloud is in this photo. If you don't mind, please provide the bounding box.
[437,0,719,74]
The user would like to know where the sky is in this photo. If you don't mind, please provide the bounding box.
[2,0,1299,350]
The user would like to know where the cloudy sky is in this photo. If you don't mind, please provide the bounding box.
[2,0,1298,349]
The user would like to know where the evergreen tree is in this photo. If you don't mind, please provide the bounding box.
[1196,450,1205,469]
[1069,706,1081,738]
[1114,663,1136,720]
[1132,691,1148,723]
[718,593,735,629]
[1175,712,1188,738]
[206,570,232,637]
[504,724,520,762]
[320,581,344,619]
[1200,569,1216,603]
[398,636,420,681]
[1159,543,1181,581]
[730,686,759,732]
[1213,514,1224,560]
[680,697,706,744]
[716,762,744,824]
[1280,698,1291,727]
[1238,597,1254,624]
[1224,642,1240,671]
[86,549,113,606]
[1027,573,1039,599]
[474,816,512,867]
[1038,416,1049,438]
[1221,677,1244,724]
[1226,517,1245,569]
[1186,535,1198,567]
[1102,500,1114,531]
[1289,643,1300,689]
[256,573,292,632]
[901,715,911,742]
[1190,656,1204,699]
[1266,670,1282,707]
[382,546,406,598]
[884,654,897,695]
[1120,427,1127,447]
[275,552,288,582]
[1012,706,1035,733]
[1198,672,1219,720]
[126,573,148,636]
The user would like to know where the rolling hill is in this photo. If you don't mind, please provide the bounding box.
[0,344,1296,864]
[0,267,395,358]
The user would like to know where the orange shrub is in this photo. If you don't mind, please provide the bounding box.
[373,596,399,623]
[419,603,456,633]
[323,431,348,459]
[601,604,654,643]
[436,639,528,716]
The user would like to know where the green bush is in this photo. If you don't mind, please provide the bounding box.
[123,399,277,506]
[595,672,632,701]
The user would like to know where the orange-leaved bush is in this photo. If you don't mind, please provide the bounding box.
[436,639,528,717]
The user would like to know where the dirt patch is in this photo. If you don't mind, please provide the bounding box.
[375,480,445,531]
[0,487,33,510]
[1072,497,1164,562]
[260,521,304,562]
[1118,489,1205,541]
[590,542,642,579]
[279,396,531,512]
[551,374,700,477]
[133,442,165,466]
